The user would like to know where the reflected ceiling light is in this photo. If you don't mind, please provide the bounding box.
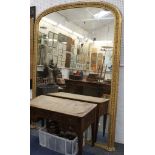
[85,38,88,42]
[62,42,67,44]
[104,40,113,44]
[93,11,111,19]
[89,39,93,42]
[73,32,84,38]
[42,17,58,26]
[48,39,57,41]
[58,24,72,33]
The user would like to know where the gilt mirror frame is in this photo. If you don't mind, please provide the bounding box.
[32,1,122,151]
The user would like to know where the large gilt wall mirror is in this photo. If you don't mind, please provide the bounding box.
[32,1,122,151]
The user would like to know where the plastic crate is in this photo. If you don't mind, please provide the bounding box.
[39,128,78,155]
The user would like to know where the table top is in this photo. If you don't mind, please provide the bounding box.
[47,92,109,104]
[30,95,97,117]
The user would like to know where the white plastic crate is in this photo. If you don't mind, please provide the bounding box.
[39,128,78,155]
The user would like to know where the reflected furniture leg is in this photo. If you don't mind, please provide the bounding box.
[91,121,96,146]
[94,114,99,142]
[103,114,107,136]
[41,118,44,127]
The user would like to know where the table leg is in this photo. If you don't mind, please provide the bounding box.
[93,116,99,142]
[91,121,96,146]
[78,133,83,155]
[103,114,107,136]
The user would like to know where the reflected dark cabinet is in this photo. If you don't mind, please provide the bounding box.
[65,79,111,97]
[36,84,58,96]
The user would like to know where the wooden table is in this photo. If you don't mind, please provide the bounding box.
[65,79,111,97]
[30,95,97,155]
[47,92,109,140]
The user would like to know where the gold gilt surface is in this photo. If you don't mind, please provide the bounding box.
[32,1,122,151]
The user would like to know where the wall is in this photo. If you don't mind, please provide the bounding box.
[30,0,124,144]
[39,19,78,42]
[45,13,88,37]
[89,21,114,41]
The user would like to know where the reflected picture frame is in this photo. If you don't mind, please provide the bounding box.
[48,31,54,39]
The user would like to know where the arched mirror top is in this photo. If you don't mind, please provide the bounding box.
[35,2,122,24]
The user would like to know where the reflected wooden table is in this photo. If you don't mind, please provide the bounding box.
[65,79,111,97]
[47,92,109,140]
[30,95,97,155]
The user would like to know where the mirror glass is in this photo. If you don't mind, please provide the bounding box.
[37,7,114,145]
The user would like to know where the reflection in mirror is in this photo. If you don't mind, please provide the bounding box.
[37,7,114,145]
